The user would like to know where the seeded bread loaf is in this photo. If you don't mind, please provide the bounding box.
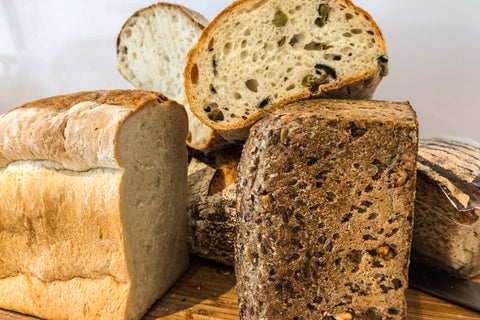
[117,3,228,150]
[0,90,189,320]
[412,138,480,279]
[236,99,418,320]
[187,147,241,266]
[185,0,389,143]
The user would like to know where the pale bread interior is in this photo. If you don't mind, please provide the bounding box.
[117,4,219,150]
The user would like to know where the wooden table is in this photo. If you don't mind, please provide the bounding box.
[1,256,479,320]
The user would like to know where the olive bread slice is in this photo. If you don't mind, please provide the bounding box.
[185,0,389,143]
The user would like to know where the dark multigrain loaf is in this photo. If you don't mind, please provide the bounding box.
[187,146,242,266]
[236,99,418,320]
[412,138,480,279]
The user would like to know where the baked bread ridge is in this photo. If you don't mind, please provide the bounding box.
[0,90,170,171]
[412,138,480,279]
[0,90,189,320]
[185,0,388,143]
[117,2,229,151]
[187,146,242,266]
[236,99,418,319]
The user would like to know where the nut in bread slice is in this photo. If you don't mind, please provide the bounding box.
[185,0,389,143]
[117,3,229,150]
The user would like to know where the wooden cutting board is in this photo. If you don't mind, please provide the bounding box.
[1,256,479,320]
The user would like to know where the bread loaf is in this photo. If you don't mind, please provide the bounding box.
[187,147,241,266]
[236,99,418,319]
[117,3,228,151]
[0,90,189,320]
[185,0,388,143]
[412,138,480,279]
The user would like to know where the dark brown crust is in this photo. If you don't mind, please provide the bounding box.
[184,0,388,142]
[235,99,418,319]
[187,147,242,266]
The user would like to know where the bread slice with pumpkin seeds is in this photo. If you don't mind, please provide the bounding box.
[184,0,389,143]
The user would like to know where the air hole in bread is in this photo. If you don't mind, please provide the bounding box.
[191,64,199,85]
[351,29,362,34]
[234,92,242,100]
[245,79,259,92]
[224,42,232,55]
[244,28,252,36]
[343,32,352,38]
[241,51,248,59]
[208,38,215,51]
[286,84,295,91]
[120,46,128,54]
[241,40,247,48]
[124,29,132,38]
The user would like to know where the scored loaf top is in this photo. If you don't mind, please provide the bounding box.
[0,90,171,171]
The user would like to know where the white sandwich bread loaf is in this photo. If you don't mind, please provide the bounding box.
[185,0,389,143]
[117,2,229,151]
[0,90,189,320]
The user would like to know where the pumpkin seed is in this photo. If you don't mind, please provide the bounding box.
[315,4,330,27]
[208,109,224,121]
[301,74,330,92]
[273,10,288,27]
[304,42,332,51]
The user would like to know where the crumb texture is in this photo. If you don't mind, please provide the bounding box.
[236,99,418,320]
[117,3,227,150]
[412,138,480,279]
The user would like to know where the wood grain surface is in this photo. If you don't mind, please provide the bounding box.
[1,256,479,320]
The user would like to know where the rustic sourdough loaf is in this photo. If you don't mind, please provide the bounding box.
[236,99,418,319]
[0,90,189,320]
[412,138,480,279]
[117,3,228,150]
[187,146,242,266]
[185,0,389,143]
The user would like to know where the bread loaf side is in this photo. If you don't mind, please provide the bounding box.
[236,99,418,319]
[0,90,189,320]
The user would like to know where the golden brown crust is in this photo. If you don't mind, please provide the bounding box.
[0,90,183,171]
[184,0,388,142]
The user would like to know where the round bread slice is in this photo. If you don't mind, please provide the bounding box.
[117,2,229,150]
[184,0,389,143]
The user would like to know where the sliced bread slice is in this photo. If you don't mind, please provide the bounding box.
[185,0,389,143]
[117,3,229,150]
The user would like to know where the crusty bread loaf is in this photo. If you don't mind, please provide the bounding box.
[117,3,228,150]
[236,99,418,319]
[185,0,388,143]
[0,90,189,320]
[412,138,480,279]
[187,147,241,266]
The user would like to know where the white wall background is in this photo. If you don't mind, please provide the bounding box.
[0,0,479,141]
